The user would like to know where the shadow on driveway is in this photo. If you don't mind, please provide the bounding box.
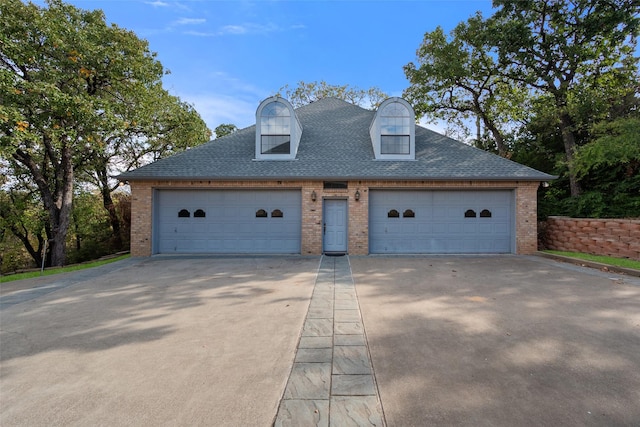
[1,256,319,426]
[351,255,640,426]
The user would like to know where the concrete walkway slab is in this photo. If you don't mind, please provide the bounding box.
[0,256,319,426]
[351,255,640,426]
[275,256,384,426]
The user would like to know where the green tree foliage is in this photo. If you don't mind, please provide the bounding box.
[405,0,639,218]
[573,118,640,178]
[487,0,639,197]
[404,17,527,157]
[0,0,210,266]
[0,187,47,268]
[214,123,238,139]
[278,80,388,109]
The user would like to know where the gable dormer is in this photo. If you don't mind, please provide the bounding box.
[255,96,302,160]
[369,97,415,160]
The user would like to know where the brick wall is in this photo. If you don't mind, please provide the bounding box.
[129,179,540,257]
[543,216,640,260]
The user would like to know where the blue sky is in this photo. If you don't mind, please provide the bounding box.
[44,0,495,132]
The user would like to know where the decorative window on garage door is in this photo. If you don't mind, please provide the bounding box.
[178,209,190,218]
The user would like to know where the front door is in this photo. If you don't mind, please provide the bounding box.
[323,199,348,253]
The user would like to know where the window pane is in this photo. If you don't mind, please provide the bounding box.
[382,102,409,117]
[261,135,291,154]
[380,117,409,135]
[323,181,348,189]
[262,101,290,117]
[381,135,410,154]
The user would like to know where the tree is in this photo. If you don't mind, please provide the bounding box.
[487,0,640,196]
[0,187,47,268]
[0,0,209,265]
[278,80,388,109]
[214,123,238,139]
[403,16,527,157]
[77,86,210,248]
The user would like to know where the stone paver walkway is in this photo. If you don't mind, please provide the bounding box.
[274,255,385,426]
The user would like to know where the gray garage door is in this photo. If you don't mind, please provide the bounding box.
[369,190,513,254]
[154,190,301,254]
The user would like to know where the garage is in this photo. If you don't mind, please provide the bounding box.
[369,190,513,254]
[154,190,301,254]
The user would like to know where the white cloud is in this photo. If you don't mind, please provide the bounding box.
[177,93,260,133]
[174,17,206,26]
[145,1,169,7]
[145,1,191,12]
[219,22,280,35]
[184,22,305,37]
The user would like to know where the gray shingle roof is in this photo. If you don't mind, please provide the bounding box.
[119,98,554,181]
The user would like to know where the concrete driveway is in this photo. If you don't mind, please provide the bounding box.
[350,256,640,426]
[2,255,640,426]
[0,256,319,426]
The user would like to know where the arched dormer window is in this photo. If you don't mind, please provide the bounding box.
[255,97,302,160]
[369,97,415,160]
[380,103,410,154]
[261,101,290,154]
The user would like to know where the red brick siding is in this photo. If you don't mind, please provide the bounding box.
[543,216,640,260]
[129,179,540,256]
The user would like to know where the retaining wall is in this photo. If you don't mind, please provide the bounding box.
[543,216,640,260]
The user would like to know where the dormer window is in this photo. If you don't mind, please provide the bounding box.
[380,103,410,154]
[255,97,302,160]
[260,102,291,154]
[370,97,415,160]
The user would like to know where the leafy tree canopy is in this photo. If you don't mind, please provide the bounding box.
[0,0,210,265]
[214,123,238,139]
[404,16,528,156]
[277,80,388,109]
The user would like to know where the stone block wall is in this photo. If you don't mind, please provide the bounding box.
[543,216,640,260]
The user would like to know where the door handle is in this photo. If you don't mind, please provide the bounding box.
[323,223,326,235]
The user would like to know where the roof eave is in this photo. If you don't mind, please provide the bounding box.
[118,174,557,182]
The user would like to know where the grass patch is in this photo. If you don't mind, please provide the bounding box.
[0,254,130,283]
[544,250,640,270]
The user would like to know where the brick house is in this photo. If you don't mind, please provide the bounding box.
[119,96,553,256]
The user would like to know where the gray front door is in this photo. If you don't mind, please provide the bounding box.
[323,199,348,253]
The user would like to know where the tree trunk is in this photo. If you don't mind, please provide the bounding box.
[100,177,123,249]
[7,225,43,268]
[482,115,508,157]
[49,145,75,266]
[559,111,582,197]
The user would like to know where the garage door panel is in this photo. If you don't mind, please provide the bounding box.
[155,190,301,254]
[370,190,513,254]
